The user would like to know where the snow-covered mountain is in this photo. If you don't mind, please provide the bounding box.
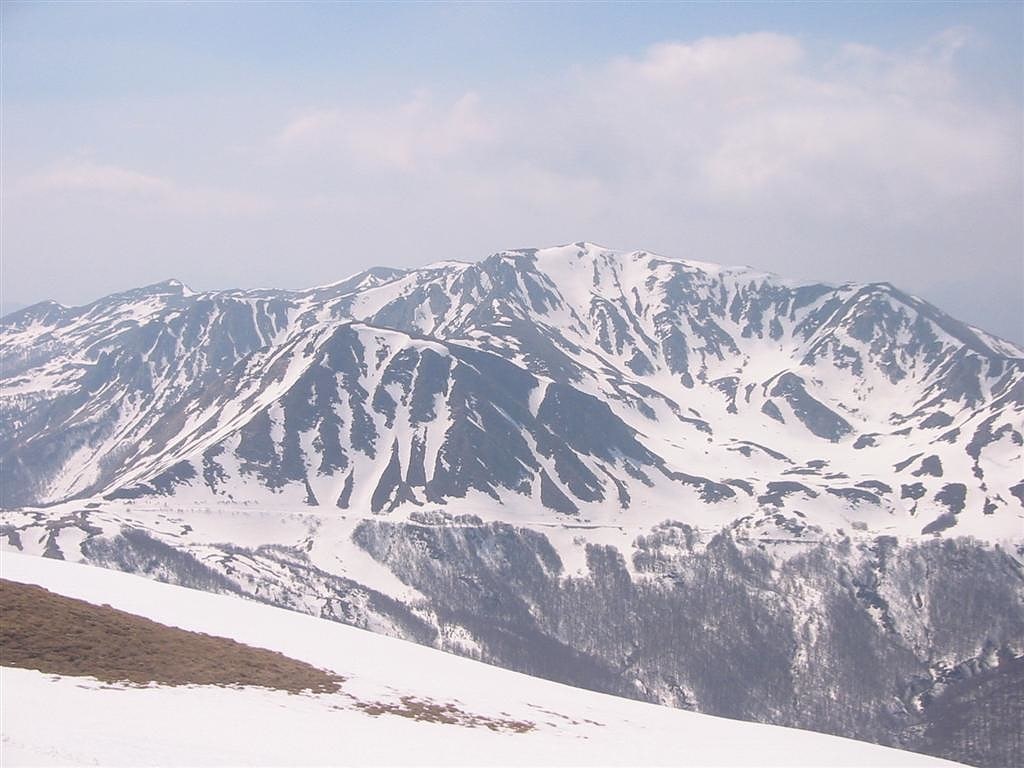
[2,243,1022,767]
[3,243,1022,539]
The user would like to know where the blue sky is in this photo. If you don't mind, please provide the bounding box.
[3,1,1022,341]
[6,2,1021,96]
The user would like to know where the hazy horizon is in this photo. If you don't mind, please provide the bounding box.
[3,2,1022,342]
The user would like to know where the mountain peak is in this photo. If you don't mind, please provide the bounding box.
[149,278,190,293]
[310,266,408,295]
[0,299,67,327]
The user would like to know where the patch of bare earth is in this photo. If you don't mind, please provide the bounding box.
[0,579,341,694]
[352,695,535,733]
[2,579,538,733]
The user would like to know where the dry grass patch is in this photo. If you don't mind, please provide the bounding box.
[0,579,342,694]
[354,695,535,733]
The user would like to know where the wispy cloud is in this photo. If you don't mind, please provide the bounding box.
[570,31,1016,208]
[262,30,1017,221]
[22,160,270,216]
[32,161,170,195]
[278,91,494,171]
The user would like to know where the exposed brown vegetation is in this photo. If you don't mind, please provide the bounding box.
[0,579,342,694]
[1,578,540,733]
[353,695,535,733]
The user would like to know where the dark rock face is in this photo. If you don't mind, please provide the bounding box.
[913,455,944,478]
[769,373,853,441]
[758,481,818,506]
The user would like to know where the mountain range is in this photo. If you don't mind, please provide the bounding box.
[2,243,1022,766]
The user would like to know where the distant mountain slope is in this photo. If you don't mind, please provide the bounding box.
[1,553,961,767]
[3,243,1021,540]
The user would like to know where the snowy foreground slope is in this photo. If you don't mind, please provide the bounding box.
[0,553,958,767]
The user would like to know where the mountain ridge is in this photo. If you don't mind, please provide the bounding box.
[9,242,1021,355]
[3,243,1021,544]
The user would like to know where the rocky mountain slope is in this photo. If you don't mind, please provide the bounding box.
[2,243,1022,766]
[3,243,1022,539]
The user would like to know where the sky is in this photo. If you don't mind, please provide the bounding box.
[2,1,1022,343]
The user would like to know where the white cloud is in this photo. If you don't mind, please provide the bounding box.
[576,31,1017,210]
[607,33,805,91]
[22,160,270,217]
[278,91,494,171]
[254,30,1016,222]
[32,161,170,194]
